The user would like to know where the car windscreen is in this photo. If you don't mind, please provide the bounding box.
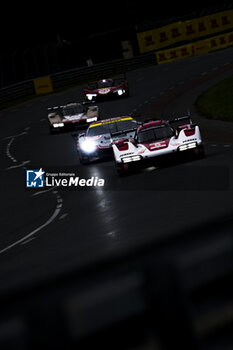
[97,80,114,88]
[87,120,137,137]
[137,125,174,143]
[63,105,84,116]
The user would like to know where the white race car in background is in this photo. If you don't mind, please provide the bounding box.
[47,102,99,133]
[112,115,205,174]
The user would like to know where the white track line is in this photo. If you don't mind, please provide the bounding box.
[0,191,62,254]
[6,160,31,171]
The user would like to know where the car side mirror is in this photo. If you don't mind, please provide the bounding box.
[71,132,85,140]
[130,138,138,147]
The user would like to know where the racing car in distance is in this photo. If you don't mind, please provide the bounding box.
[112,115,205,174]
[84,75,129,101]
[47,102,99,133]
[77,116,139,164]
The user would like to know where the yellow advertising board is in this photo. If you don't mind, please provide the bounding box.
[137,21,185,52]
[156,44,193,64]
[33,76,53,95]
[156,31,233,64]
[192,39,209,56]
[137,29,158,53]
[208,31,233,51]
[182,18,199,41]
[138,9,233,54]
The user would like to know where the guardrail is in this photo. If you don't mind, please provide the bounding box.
[0,80,35,106]
[0,53,157,107]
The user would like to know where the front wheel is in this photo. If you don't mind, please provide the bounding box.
[79,152,90,164]
[115,162,128,176]
[195,144,205,159]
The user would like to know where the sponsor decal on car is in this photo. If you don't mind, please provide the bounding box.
[98,88,111,94]
[182,138,197,143]
[64,114,83,121]
[89,117,132,128]
[149,141,167,150]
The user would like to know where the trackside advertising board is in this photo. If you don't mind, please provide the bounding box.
[137,9,233,53]
[156,31,233,64]
[33,76,53,95]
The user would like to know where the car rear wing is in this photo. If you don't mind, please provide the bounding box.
[47,106,62,112]
[168,115,192,126]
[168,109,193,124]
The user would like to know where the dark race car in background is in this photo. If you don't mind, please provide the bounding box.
[47,102,99,133]
[112,114,205,174]
[84,75,129,101]
[77,116,138,164]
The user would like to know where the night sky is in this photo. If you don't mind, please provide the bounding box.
[2,0,230,50]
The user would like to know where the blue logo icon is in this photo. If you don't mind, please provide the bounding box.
[26,169,45,188]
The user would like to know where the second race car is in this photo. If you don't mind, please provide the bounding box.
[77,116,138,163]
[112,114,205,174]
[47,102,99,133]
[84,75,129,101]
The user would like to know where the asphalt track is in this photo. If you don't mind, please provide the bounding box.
[0,48,233,295]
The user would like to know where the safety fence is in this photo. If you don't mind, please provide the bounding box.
[1,27,233,107]
[0,52,156,106]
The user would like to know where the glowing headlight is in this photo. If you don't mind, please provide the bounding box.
[179,142,197,151]
[122,155,141,163]
[53,123,64,128]
[187,142,197,149]
[80,139,96,153]
[86,117,97,123]
[117,89,123,96]
[86,94,97,101]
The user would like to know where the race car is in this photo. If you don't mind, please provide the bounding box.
[84,75,129,101]
[77,116,138,164]
[47,102,99,133]
[112,115,205,174]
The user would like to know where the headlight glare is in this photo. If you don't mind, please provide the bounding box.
[80,139,96,153]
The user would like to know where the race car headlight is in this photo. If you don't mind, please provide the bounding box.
[179,142,197,151]
[86,94,97,101]
[86,117,98,123]
[122,155,141,163]
[113,89,125,96]
[53,123,64,128]
[80,140,96,153]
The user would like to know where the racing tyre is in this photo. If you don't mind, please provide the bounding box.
[79,152,90,164]
[196,144,205,159]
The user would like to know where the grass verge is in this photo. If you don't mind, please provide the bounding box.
[195,75,233,122]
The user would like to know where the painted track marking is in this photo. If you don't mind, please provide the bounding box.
[0,191,63,254]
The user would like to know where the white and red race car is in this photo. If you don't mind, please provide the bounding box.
[47,102,99,133]
[112,115,205,174]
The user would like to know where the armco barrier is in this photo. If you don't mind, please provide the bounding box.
[0,53,156,106]
[0,80,35,106]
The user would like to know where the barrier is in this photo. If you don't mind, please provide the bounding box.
[0,53,156,106]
